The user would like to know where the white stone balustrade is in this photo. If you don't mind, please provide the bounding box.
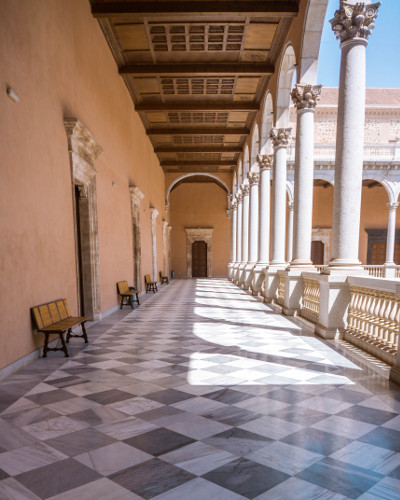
[345,276,400,366]
[300,278,320,323]
[287,143,400,163]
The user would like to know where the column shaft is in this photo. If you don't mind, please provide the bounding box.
[271,145,288,264]
[248,174,259,263]
[258,161,272,264]
[241,188,250,262]
[386,203,398,264]
[231,206,237,262]
[286,202,294,263]
[236,197,243,262]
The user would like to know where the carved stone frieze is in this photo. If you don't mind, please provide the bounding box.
[270,128,292,148]
[248,172,260,185]
[64,118,103,169]
[291,84,322,111]
[330,1,381,43]
[256,154,273,170]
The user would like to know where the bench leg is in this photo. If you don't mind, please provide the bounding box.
[81,322,88,343]
[136,294,140,306]
[59,333,69,357]
[120,296,124,309]
[129,295,133,309]
[43,333,49,358]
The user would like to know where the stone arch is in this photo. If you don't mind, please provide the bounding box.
[299,0,330,84]
[250,124,260,172]
[165,173,230,211]
[314,172,334,186]
[286,180,294,204]
[362,173,399,204]
[275,44,297,128]
[260,93,274,154]
[243,146,250,181]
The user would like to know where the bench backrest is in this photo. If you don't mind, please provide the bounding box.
[32,299,71,329]
[159,271,166,279]
[144,274,151,284]
[117,281,130,294]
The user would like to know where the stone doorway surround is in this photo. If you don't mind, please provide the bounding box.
[312,227,331,265]
[64,118,103,320]
[130,186,144,291]
[185,228,214,278]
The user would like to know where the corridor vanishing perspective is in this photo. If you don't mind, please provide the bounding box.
[1,279,400,499]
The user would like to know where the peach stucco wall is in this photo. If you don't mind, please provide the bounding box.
[0,0,167,370]
[169,183,230,277]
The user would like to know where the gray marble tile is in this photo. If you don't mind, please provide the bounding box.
[0,442,68,475]
[204,428,272,456]
[45,428,117,456]
[46,477,142,500]
[0,477,41,500]
[152,477,246,500]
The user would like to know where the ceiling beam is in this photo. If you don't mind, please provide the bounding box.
[161,160,236,168]
[120,63,273,76]
[136,102,259,112]
[147,127,249,136]
[155,145,241,153]
[92,1,298,18]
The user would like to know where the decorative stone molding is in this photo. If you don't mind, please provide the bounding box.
[387,202,399,212]
[270,128,292,148]
[242,184,250,196]
[150,207,159,221]
[248,172,260,185]
[150,207,159,280]
[288,201,294,211]
[256,154,273,170]
[291,84,322,111]
[162,219,169,275]
[64,118,102,320]
[185,228,214,277]
[129,186,145,207]
[236,193,243,203]
[330,1,381,43]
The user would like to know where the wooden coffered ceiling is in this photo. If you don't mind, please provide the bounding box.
[90,1,299,173]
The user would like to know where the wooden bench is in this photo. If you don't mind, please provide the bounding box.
[117,281,140,308]
[159,271,169,285]
[144,274,158,293]
[31,299,88,358]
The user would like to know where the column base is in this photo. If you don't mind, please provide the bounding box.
[237,263,247,286]
[389,364,400,387]
[232,263,241,284]
[277,268,318,316]
[262,264,287,303]
[228,262,235,280]
[251,263,268,295]
[243,263,256,290]
[323,260,366,276]
[384,263,397,278]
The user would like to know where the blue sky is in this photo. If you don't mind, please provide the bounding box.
[317,0,400,88]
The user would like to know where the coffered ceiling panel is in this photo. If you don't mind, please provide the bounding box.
[91,0,298,172]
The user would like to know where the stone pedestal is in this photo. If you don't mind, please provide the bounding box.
[252,264,267,295]
[302,272,351,339]
[262,265,286,304]
[278,268,317,316]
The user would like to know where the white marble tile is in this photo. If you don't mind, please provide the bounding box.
[0,442,68,475]
[152,477,246,500]
[47,477,141,500]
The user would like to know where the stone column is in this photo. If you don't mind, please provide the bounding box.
[386,202,398,264]
[241,184,250,263]
[248,173,259,264]
[150,207,159,282]
[257,154,273,265]
[290,84,322,267]
[286,201,294,263]
[270,128,291,265]
[328,0,381,272]
[236,193,243,264]
[228,197,237,280]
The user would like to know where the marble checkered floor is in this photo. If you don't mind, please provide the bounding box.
[1,279,400,499]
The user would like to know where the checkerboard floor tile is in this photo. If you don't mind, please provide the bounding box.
[1,278,400,499]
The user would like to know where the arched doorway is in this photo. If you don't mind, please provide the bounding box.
[192,241,207,277]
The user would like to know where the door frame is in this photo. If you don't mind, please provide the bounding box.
[185,228,214,277]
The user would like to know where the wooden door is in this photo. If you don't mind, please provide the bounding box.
[192,241,207,277]
[311,240,324,265]
[370,242,386,265]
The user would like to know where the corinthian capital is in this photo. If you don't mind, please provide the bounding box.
[270,128,291,148]
[330,1,381,43]
[248,172,260,186]
[291,84,322,110]
[236,192,243,203]
[242,184,250,196]
[256,154,273,170]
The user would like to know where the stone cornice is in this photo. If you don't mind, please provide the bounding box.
[330,1,381,44]
[270,128,292,148]
[291,84,322,111]
[257,154,273,170]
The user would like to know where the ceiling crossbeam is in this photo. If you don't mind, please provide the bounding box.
[147,127,249,136]
[155,145,241,153]
[120,63,273,76]
[136,102,259,112]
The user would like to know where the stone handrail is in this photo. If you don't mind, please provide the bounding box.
[345,276,400,365]
[363,265,384,278]
[287,143,400,162]
[277,274,285,305]
[300,278,320,323]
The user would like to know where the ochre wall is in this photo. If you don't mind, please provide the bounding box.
[170,183,230,277]
[0,0,167,370]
